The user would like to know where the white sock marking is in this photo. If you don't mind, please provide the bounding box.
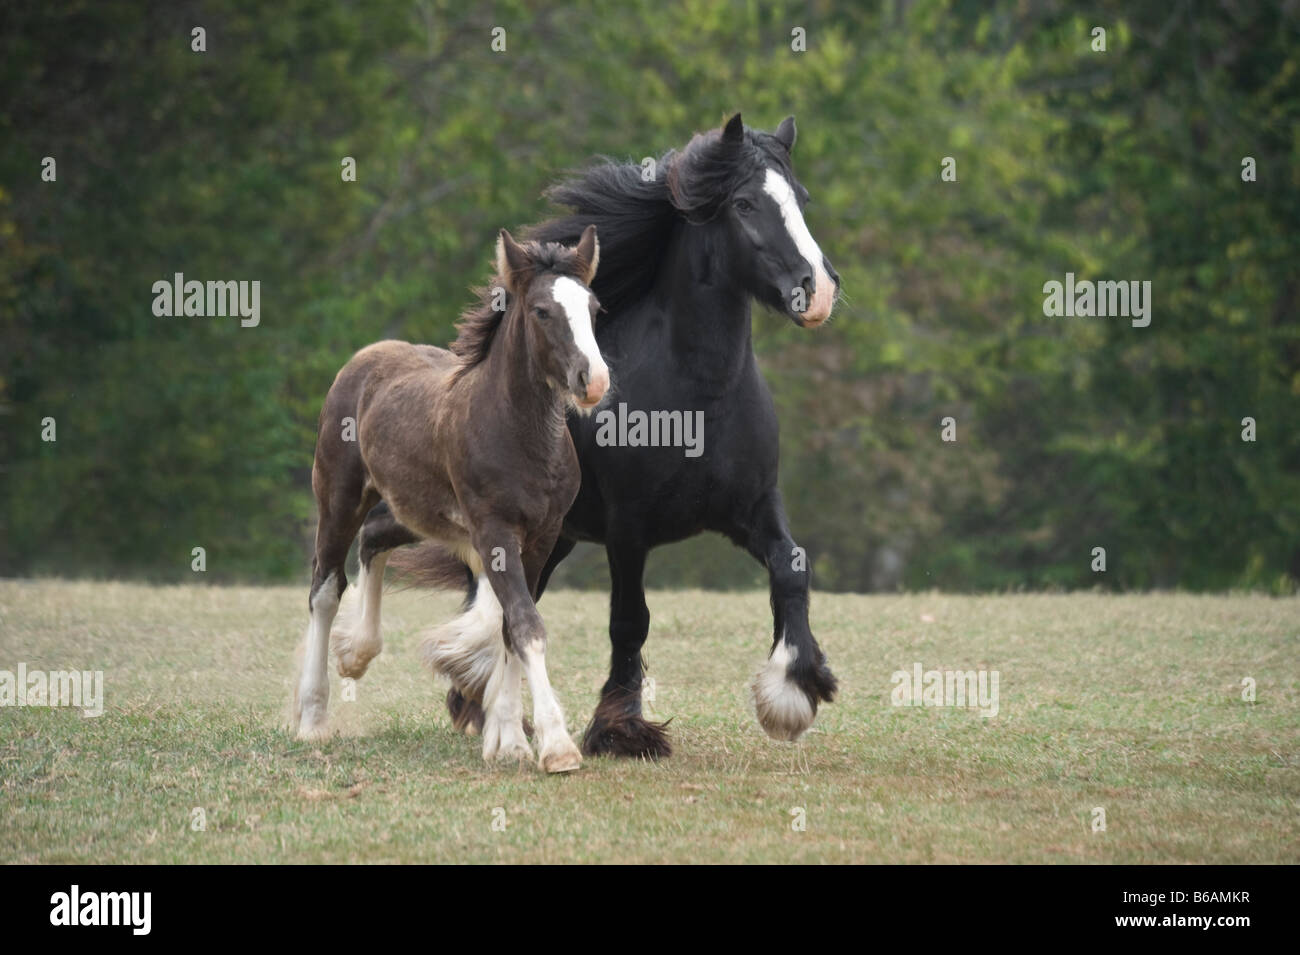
[420,576,504,701]
[332,554,387,678]
[296,572,339,738]
[519,639,580,771]
[752,634,815,741]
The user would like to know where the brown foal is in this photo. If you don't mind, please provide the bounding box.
[292,226,608,773]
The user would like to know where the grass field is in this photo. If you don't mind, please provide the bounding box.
[1,579,1296,864]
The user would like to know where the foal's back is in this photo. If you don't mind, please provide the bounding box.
[316,339,466,542]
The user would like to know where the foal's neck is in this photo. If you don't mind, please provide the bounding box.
[480,300,567,441]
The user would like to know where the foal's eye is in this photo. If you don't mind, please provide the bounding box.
[533,306,550,321]
[734,197,754,215]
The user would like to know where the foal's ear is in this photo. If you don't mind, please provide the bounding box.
[721,112,745,147]
[495,229,531,294]
[573,224,599,286]
[774,115,797,153]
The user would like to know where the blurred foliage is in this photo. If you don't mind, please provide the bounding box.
[1,0,1296,591]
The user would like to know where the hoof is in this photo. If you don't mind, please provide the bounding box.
[540,743,582,774]
[582,713,672,759]
[487,740,535,764]
[752,671,815,741]
[295,716,332,743]
[447,687,486,735]
[291,688,331,742]
[335,649,376,680]
[449,687,532,738]
[751,639,836,741]
[582,689,672,759]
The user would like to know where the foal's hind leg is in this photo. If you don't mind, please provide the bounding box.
[292,492,375,741]
[333,503,420,679]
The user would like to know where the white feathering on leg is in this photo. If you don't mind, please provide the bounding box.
[294,572,340,741]
[751,635,815,742]
[419,576,504,703]
[331,553,387,679]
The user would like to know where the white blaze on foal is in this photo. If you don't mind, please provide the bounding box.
[762,167,835,325]
[552,274,609,407]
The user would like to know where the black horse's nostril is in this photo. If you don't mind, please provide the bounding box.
[800,274,815,296]
[577,369,590,392]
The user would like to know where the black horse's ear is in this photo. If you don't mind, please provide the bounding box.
[496,229,531,294]
[774,116,797,153]
[721,112,745,147]
[573,224,600,286]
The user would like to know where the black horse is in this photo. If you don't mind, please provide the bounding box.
[381,113,841,758]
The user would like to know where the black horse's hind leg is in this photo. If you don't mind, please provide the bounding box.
[534,535,576,600]
[582,539,672,758]
[733,488,837,741]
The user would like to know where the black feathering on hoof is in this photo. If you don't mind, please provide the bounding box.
[582,692,672,759]
[446,687,485,735]
[791,650,838,709]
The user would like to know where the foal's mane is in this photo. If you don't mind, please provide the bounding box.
[449,240,586,373]
[527,120,795,317]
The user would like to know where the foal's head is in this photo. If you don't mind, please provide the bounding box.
[497,224,609,412]
[669,113,840,327]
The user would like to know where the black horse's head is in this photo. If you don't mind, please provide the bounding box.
[667,113,840,327]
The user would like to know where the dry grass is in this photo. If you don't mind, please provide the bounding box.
[1,579,1296,863]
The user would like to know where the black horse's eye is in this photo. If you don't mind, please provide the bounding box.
[734,197,754,215]
[533,306,550,321]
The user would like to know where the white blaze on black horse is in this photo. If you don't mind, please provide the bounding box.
[292,226,605,774]
[386,113,841,756]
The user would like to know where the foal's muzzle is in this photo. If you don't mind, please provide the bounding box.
[573,363,610,408]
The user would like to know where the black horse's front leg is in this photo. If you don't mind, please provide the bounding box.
[735,489,837,740]
[581,539,672,758]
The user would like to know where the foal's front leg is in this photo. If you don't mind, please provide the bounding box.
[477,533,581,773]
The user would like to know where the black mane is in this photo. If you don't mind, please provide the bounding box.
[528,123,794,318]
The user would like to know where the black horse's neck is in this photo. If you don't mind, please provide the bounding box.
[651,219,754,387]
